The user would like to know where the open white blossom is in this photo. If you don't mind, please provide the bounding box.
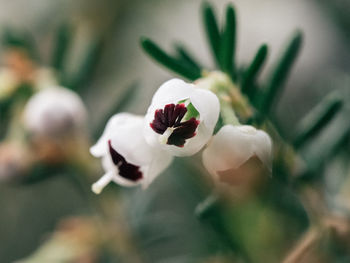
[23,87,87,137]
[202,125,272,185]
[90,113,173,194]
[144,78,220,157]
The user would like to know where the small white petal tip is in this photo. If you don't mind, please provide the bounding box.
[91,172,114,194]
[91,183,103,194]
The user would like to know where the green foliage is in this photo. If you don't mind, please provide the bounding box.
[140,38,201,80]
[124,159,222,262]
[0,83,34,139]
[1,28,40,61]
[20,163,61,184]
[259,31,303,115]
[51,24,72,73]
[220,4,236,76]
[241,44,268,101]
[293,92,343,149]
[174,44,202,72]
[0,97,13,139]
[300,104,350,174]
[202,2,238,75]
[202,2,221,67]
[69,38,104,93]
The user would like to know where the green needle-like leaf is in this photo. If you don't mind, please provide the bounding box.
[141,38,201,80]
[0,98,12,139]
[2,29,40,61]
[220,4,236,76]
[293,92,343,148]
[241,44,268,99]
[202,2,221,67]
[51,24,72,72]
[260,31,303,114]
[70,38,103,93]
[300,105,350,174]
[93,83,139,140]
[174,44,202,72]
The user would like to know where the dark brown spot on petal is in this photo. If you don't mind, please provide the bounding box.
[167,118,199,147]
[108,140,143,182]
[150,103,200,147]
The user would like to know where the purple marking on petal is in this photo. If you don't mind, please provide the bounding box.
[168,118,200,147]
[150,103,200,147]
[108,140,143,182]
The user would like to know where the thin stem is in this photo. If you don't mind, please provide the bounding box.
[220,95,240,126]
[282,227,321,263]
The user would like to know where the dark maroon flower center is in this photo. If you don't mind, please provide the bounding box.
[108,140,143,182]
[150,103,200,147]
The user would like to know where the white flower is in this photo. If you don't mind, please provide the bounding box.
[144,78,220,157]
[23,87,87,137]
[90,113,173,193]
[202,125,272,185]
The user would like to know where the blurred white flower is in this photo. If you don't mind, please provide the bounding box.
[23,87,87,137]
[90,113,173,193]
[202,125,272,186]
[144,78,220,157]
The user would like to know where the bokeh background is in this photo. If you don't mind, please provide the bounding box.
[1,0,350,262]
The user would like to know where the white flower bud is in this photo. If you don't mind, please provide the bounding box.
[202,125,272,186]
[23,87,87,138]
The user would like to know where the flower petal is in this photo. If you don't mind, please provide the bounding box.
[110,115,157,165]
[111,173,142,187]
[190,87,220,129]
[90,113,137,157]
[202,125,272,178]
[253,130,273,171]
[150,78,195,107]
[141,152,173,189]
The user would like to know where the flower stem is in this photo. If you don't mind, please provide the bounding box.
[219,94,240,126]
